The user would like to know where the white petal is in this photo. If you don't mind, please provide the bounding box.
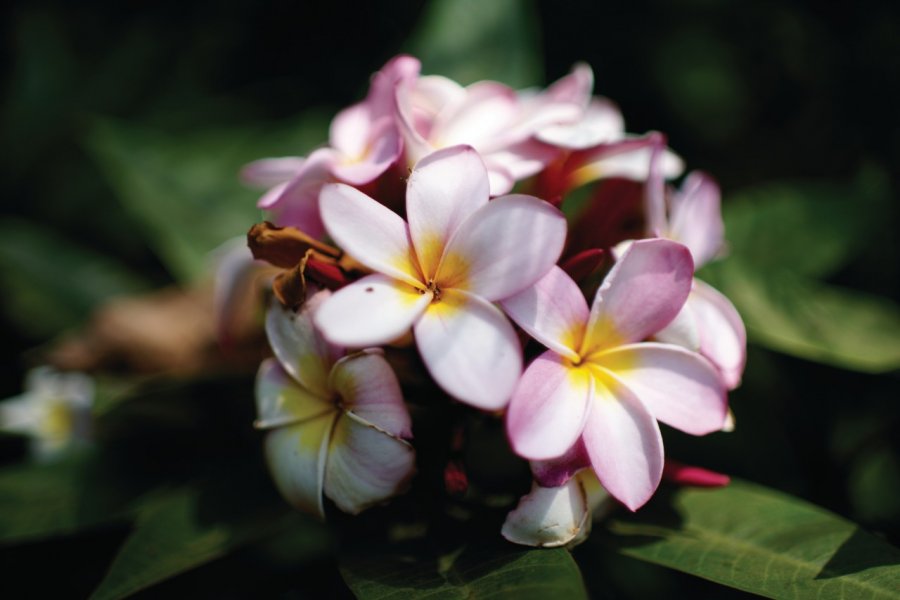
[501,479,590,548]
[414,290,522,410]
[653,298,701,351]
[330,349,411,438]
[406,146,489,280]
[319,183,421,286]
[314,275,432,348]
[501,266,589,360]
[593,343,727,435]
[264,413,335,519]
[537,98,625,149]
[255,359,333,430]
[582,375,664,511]
[438,194,567,301]
[265,293,340,398]
[0,395,42,435]
[691,279,747,390]
[324,412,415,514]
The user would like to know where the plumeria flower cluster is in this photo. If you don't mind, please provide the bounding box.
[236,55,746,547]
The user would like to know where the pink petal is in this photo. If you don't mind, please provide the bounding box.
[261,148,338,237]
[501,266,589,360]
[323,412,415,514]
[584,239,694,352]
[314,274,431,348]
[264,413,334,518]
[667,171,725,268]
[241,157,305,188]
[663,459,730,487]
[530,438,591,487]
[406,146,490,280]
[582,377,664,511]
[643,132,668,236]
[331,117,402,186]
[330,349,411,439]
[507,350,593,460]
[329,102,374,160]
[691,279,747,390]
[593,342,727,435]
[439,194,567,301]
[319,183,421,286]
[365,54,421,120]
[255,359,333,429]
[265,294,341,398]
[414,289,522,410]
[410,75,467,120]
[501,479,590,548]
[212,238,273,347]
[542,62,594,106]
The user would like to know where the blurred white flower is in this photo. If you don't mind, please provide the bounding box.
[0,366,94,460]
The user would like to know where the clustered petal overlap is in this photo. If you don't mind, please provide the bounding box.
[238,55,747,546]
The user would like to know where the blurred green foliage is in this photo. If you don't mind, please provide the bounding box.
[1,0,899,598]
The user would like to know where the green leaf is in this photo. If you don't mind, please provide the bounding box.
[89,486,328,600]
[702,263,900,372]
[340,536,587,599]
[406,0,542,88]
[721,166,888,279]
[0,453,131,543]
[85,114,328,282]
[600,479,900,599]
[0,218,148,337]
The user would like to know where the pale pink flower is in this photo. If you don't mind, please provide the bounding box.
[395,65,591,195]
[256,292,415,517]
[644,143,747,389]
[502,239,728,510]
[314,145,567,410]
[243,55,421,236]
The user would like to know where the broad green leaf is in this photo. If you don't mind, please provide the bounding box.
[85,114,328,282]
[0,453,131,543]
[0,218,148,337]
[406,0,542,88]
[702,263,900,372]
[600,479,900,599]
[90,486,329,600]
[721,166,888,278]
[340,537,587,600]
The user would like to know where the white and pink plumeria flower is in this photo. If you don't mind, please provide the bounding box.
[395,64,591,195]
[501,239,728,510]
[243,55,421,237]
[643,142,747,390]
[256,291,415,518]
[313,145,567,410]
[0,366,94,461]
